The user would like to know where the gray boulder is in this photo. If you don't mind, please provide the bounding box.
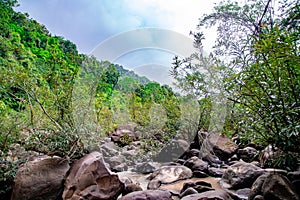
[147,165,192,189]
[184,156,208,172]
[62,151,124,200]
[154,139,189,162]
[237,147,258,162]
[11,156,70,200]
[181,189,236,200]
[207,133,238,161]
[119,190,172,200]
[220,161,265,189]
[133,162,159,174]
[249,173,300,200]
[110,124,137,146]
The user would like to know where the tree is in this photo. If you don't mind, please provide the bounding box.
[172,0,299,170]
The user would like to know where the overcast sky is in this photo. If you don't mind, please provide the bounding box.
[15,0,218,84]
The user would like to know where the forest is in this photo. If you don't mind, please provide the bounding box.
[0,0,299,198]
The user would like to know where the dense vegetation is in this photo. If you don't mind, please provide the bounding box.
[0,0,299,197]
[172,0,299,170]
[0,0,181,195]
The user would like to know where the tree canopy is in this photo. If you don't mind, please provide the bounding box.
[172,0,300,170]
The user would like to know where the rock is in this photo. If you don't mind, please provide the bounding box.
[147,165,192,189]
[202,153,223,166]
[104,155,126,170]
[193,170,209,178]
[112,163,128,172]
[123,183,143,196]
[248,174,268,200]
[249,173,300,200]
[237,147,258,162]
[111,125,136,146]
[220,161,265,189]
[133,162,159,174]
[62,151,124,200]
[253,195,264,200]
[180,187,198,198]
[176,159,186,165]
[208,167,224,177]
[181,181,212,192]
[180,181,214,194]
[207,133,238,161]
[121,149,137,159]
[288,171,300,181]
[11,156,70,200]
[288,171,300,195]
[154,139,189,162]
[181,189,235,200]
[292,180,300,196]
[184,156,208,172]
[100,142,119,157]
[228,154,239,163]
[261,174,299,200]
[179,149,201,160]
[235,188,250,200]
[119,190,172,200]
[250,161,261,167]
[264,168,287,176]
[249,174,300,200]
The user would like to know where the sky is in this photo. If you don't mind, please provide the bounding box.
[15,0,218,85]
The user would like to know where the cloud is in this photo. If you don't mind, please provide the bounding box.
[16,0,217,53]
[15,0,218,84]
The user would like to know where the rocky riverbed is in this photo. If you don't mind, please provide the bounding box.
[7,126,300,200]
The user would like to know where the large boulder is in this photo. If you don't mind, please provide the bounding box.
[104,155,128,172]
[202,153,223,166]
[237,147,258,162]
[220,161,265,189]
[62,151,124,200]
[181,189,236,200]
[123,183,143,196]
[119,190,172,200]
[11,155,70,200]
[100,142,119,157]
[184,156,208,172]
[180,180,214,194]
[154,139,189,162]
[110,125,136,146]
[206,133,238,161]
[249,173,300,200]
[147,165,192,189]
[288,171,300,195]
[208,167,225,177]
[133,162,160,174]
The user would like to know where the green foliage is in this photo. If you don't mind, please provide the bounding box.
[0,2,85,194]
[0,148,25,196]
[119,133,134,146]
[234,27,300,154]
[129,82,181,139]
[24,130,85,158]
[173,0,299,170]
